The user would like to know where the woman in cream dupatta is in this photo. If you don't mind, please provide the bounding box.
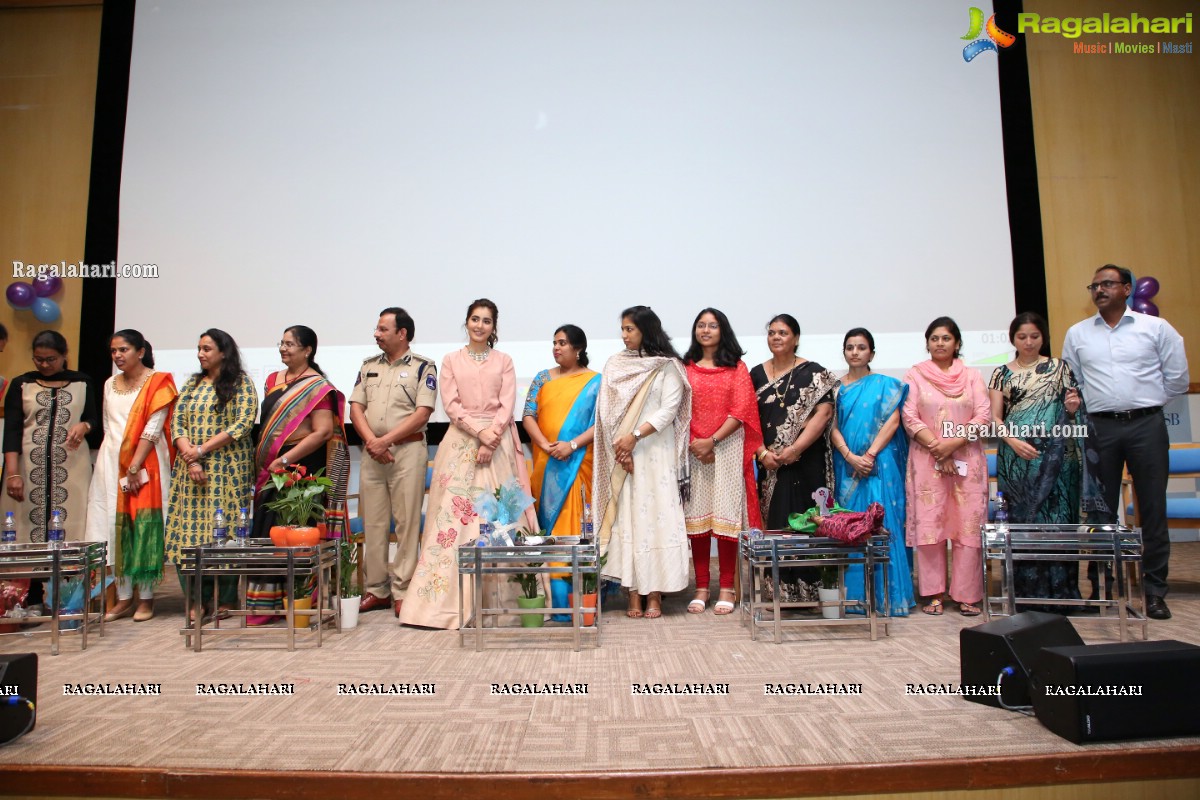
[593,306,692,619]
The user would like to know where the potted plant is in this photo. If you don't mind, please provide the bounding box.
[569,552,606,626]
[262,464,333,546]
[817,559,842,619]
[284,573,316,628]
[510,567,545,628]
[338,537,360,630]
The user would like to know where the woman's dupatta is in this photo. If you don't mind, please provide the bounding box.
[115,373,177,584]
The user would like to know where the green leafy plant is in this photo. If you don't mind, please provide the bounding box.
[510,568,541,600]
[338,537,359,598]
[581,552,607,595]
[819,558,839,590]
[262,464,332,527]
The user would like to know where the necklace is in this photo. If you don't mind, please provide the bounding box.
[283,369,312,384]
[113,370,151,395]
[768,358,799,408]
[1015,357,1043,369]
[467,348,491,363]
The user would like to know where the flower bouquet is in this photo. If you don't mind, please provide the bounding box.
[472,479,535,547]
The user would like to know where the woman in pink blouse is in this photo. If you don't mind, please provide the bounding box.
[400,299,538,630]
[902,317,989,616]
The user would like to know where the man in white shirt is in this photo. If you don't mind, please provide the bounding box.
[1062,265,1189,620]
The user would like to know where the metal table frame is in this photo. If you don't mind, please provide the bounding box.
[178,539,340,651]
[980,523,1146,641]
[0,541,107,655]
[738,530,891,643]
[458,539,601,651]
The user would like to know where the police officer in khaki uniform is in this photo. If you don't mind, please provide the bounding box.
[350,307,437,616]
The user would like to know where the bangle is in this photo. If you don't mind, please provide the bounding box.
[197,444,206,458]
[6,475,21,483]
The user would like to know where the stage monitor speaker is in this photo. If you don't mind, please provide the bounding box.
[0,653,38,744]
[959,611,1083,708]
[1030,639,1200,743]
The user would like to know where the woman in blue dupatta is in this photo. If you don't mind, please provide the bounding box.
[522,325,600,536]
[830,328,915,616]
[247,326,349,624]
[523,325,600,621]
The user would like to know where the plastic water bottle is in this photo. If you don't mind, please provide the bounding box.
[235,507,250,544]
[213,507,228,546]
[48,509,66,548]
[1,511,16,549]
[581,502,593,540]
[994,491,1009,532]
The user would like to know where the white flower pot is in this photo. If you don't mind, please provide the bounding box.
[340,596,361,630]
[818,587,843,619]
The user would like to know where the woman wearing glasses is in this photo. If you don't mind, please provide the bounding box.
[247,326,349,624]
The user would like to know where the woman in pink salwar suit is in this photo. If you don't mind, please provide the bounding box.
[902,317,989,616]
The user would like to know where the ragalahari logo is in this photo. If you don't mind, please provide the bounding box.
[962,7,1016,61]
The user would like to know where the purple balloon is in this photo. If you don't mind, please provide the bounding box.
[1134,276,1160,300]
[32,274,62,298]
[1131,298,1159,316]
[6,282,35,308]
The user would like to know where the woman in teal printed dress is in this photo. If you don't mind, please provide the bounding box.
[988,312,1083,605]
[830,328,914,616]
[166,329,258,620]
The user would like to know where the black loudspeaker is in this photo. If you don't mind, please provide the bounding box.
[959,611,1083,708]
[0,653,38,744]
[1030,639,1200,743]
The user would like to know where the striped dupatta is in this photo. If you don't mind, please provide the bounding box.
[115,372,177,585]
[253,374,350,533]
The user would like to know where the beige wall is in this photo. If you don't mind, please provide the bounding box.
[0,3,101,386]
[1027,0,1199,381]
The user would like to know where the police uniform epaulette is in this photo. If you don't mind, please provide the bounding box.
[362,353,386,365]
[409,352,434,378]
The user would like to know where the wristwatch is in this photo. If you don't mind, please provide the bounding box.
[632,429,642,440]
[569,440,578,451]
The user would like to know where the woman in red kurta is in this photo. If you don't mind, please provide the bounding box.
[683,308,763,615]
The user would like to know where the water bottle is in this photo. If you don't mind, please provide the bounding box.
[48,509,66,548]
[994,491,1009,533]
[213,507,228,546]
[581,502,593,541]
[1,511,16,549]
[235,507,250,544]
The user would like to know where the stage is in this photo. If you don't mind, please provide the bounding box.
[2,546,1199,800]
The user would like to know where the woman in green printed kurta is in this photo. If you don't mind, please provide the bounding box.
[166,329,257,618]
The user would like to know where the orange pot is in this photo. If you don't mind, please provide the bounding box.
[285,526,321,547]
[268,526,290,547]
[568,592,599,626]
[268,525,321,547]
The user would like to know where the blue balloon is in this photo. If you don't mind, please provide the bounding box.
[31,297,60,323]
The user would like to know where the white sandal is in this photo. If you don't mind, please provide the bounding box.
[687,588,709,614]
[714,589,736,616]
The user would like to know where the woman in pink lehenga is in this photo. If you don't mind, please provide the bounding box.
[400,299,538,630]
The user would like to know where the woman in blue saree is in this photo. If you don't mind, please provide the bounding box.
[830,328,915,616]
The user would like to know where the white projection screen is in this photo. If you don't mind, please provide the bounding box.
[116,0,1016,416]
